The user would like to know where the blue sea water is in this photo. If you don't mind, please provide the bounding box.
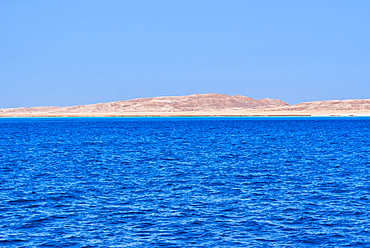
[0,117,369,247]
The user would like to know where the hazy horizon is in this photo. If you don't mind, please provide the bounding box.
[1,1,369,108]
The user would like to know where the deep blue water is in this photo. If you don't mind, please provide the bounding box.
[0,117,369,247]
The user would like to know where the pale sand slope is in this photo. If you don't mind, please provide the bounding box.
[0,93,369,117]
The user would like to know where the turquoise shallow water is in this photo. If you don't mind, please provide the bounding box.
[0,117,369,247]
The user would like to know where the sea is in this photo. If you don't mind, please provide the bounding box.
[0,117,369,247]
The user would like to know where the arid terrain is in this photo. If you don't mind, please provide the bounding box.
[0,93,369,117]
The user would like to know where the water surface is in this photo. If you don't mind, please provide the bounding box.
[1,117,369,247]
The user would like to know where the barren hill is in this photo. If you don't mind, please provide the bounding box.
[276,99,370,112]
[0,93,369,116]
[65,93,288,112]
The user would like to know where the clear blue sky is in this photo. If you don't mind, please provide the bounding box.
[1,0,369,107]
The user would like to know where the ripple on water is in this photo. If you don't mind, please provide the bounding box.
[0,117,369,247]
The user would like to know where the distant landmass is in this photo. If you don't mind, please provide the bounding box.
[1,93,369,116]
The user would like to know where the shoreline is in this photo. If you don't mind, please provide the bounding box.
[1,113,369,118]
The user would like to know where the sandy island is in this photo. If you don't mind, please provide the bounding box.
[1,94,369,117]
